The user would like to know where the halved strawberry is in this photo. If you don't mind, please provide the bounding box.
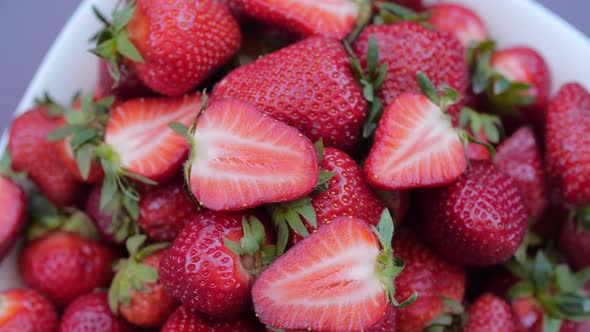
[252,213,411,331]
[427,3,488,48]
[186,98,318,211]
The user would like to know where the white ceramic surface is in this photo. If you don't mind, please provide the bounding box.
[1,0,589,290]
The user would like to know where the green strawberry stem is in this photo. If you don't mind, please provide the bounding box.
[569,206,590,232]
[223,217,277,275]
[346,0,373,43]
[374,2,432,26]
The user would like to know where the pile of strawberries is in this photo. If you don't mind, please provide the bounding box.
[1,0,590,331]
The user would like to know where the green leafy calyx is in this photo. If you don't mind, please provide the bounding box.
[268,197,318,256]
[223,217,276,275]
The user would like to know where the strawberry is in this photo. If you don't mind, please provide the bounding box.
[213,36,366,152]
[511,297,579,332]
[252,213,411,331]
[184,98,319,211]
[463,293,516,332]
[496,127,547,219]
[58,292,135,332]
[0,288,58,331]
[18,231,118,308]
[0,175,26,262]
[160,210,275,318]
[109,236,176,328]
[220,0,248,22]
[422,161,527,266]
[92,0,241,96]
[559,216,590,270]
[367,305,397,331]
[97,59,152,100]
[85,184,125,245]
[427,3,488,48]
[378,190,410,224]
[545,83,590,206]
[237,0,367,40]
[138,176,201,242]
[8,106,84,208]
[162,306,264,331]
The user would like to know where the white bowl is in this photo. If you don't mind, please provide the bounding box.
[1,0,589,290]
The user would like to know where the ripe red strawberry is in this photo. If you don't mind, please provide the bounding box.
[213,36,367,152]
[237,0,364,39]
[0,176,26,261]
[559,218,590,270]
[160,210,274,318]
[8,106,83,208]
[138,177,201,241]
[110,238,176,328]
[422,161,527,266]
[378,190,410,224]
[463,293,516,332]
[252,215,409,331]
[162,306,264,331]
[428,3,488,48]
[0,288,58,331]
[511,297,579,332]
[185,98,318,211]
[545,83,590,206]
[19,231,118,308]
[97,59,152,100]
[58,292,135,332]
[93,0,241,96]
[496,127,547,219]
[85,184,123,245]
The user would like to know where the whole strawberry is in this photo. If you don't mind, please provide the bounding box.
[427,3,488,48]
[559,215,590,270]
[545,83,590,206]
[213,36,367,152]
[0,175,26,262]
[422,161,527,266]
[463,293,516,332]
[93,0,241,96]
[162,306,264,331]
[58,292,135,332]
[19,231,118,308]
[0,288,58,331]
[159,210,274,318]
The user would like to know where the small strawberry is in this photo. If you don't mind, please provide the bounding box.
[160,210,275,318]
[462,293,516,332]
[545,83,590,206]
[252,213,413,331]
[422,161,527,266]
[8,105,84,208]
[92,0,241,96]
[19,231,118,308]
[183,98,318,211]
[0,175,26,262]
[427,3,488,48]
[97,59,152,100]
[213,36,367,152]
[0,288,58,331]
[162,306,264,332]
[58,292,135,332]
[496,127,547,219]
[108,236,175,328]
[559,212,590,270]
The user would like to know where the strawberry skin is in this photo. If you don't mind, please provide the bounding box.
[18,231,118,308]
[162,306,264,332]
[8,107,84,208]
[545,83,590,206]
[252,217,388,331]
[159,210,272,318]
[124,0,241,96]
[0,288,58,331]
[511,297,579,332]
[0,176,26,262]
[422,161,528,266]
[104,94,200,182]
[213,36,367,152]
[364,93,467,190]
[559,220,590,270]
[97,59,152,100]
[237,0,361,39]
[85,184,123,245]
[187,98,318,211]
[368,305,397,331]
[428,3,488,48]
[496,127,547,219]
[58,292,135,332]
[463,293,516,332]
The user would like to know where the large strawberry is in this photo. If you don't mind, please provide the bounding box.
[422,161,527,266]
[213,36,367,152]
[160,210,275,318]
[92,0,241,96]
[0,288,58,331]
[463,293,516,332]
[0,175,26,262]
[162,306,264,331]
[252,213,412,331]
[427,3,488,48]
[58,292,135,332]
[545,83,590,206]
[183,98,318,211]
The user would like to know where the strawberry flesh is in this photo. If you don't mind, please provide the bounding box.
[428,3,488,47]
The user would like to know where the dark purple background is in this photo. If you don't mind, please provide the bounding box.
[1,1,589,133]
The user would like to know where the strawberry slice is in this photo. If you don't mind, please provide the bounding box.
[186,98,319,211]
[252,213,410,331]
[104,95,200,181]
[365,92,467,190]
